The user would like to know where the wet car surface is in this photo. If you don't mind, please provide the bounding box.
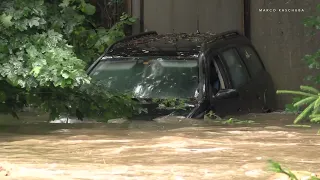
[87,31,277,120]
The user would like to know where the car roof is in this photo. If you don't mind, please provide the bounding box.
[87,31,245,74]
[107,32,218,57]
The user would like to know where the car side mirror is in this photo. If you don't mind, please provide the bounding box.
[214,89,239,100]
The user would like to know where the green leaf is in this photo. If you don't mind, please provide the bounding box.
[268,160,283,173]
[277,90,318,97]
[314,97,320,110]
[0,14,14,28]
[310,116,320,123]
[285,103,299,113]
[268,160,299,180]
[26,46,38,58]
[81,3,96,15]
[31,67,42,77]
[27,17,41,27]
[293,96,317,107]
[300,85,319,94]
[120,13,128,21]
[60,0,72,7]
[128,17,136,23]
[62,72,69,79]
[294,101,316,124]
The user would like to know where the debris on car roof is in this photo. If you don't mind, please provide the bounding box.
[112,32,217,48]
[108,32,217,57]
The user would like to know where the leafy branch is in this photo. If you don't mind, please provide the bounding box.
[268,160,320,180]
[0,0,138,121]
[277,86,320,124]
[268,160,299,180]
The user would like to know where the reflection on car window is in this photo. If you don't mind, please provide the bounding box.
[90,57,199,99]
[238,46,264,75]
[221,48,249,88]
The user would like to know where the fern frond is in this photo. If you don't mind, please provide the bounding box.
[310,116,320,123]
[294,101,316,124]
[268,160,298,180]
[310,114,320,118]
[314,97,320,110]
[300,85,320,94]
[312,108,320,116]
[277,90,318,97]
[294,96,317,107]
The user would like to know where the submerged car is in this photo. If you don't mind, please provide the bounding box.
[87,30,276,120]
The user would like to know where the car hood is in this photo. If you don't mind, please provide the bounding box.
[51,98,198,123]
[131,98,198,120]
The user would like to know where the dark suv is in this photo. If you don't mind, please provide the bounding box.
[87,31,276,119]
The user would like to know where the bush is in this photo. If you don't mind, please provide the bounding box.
[277,86,320,124]
[0,0,138,121]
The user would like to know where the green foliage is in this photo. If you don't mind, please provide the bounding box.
[0,80,141,122]
[204,110,222,120]
[302,5,320,84]
[203,112,256,125]
[303,50,320,84]
[29,82,139,121]
[277,86,320,124]
[0,0,90,89]
[285,97,303,113]
[90,13,136,55]
[268,160,320,180]
[268,160,299,180]
[152,98,188,110]
[47,0,136,64]
[303,4,320,35]
[0,0,138,121]
[221,118,255,125]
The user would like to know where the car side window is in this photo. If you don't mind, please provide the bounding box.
[221,48,250,88]
[213,60,225,89]
[195,53,206,100]
[237,46,264,75]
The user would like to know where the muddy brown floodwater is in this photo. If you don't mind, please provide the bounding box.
[0,112,320,180]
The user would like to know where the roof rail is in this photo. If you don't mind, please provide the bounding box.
[105,31,158,54]
[204,30,241,44]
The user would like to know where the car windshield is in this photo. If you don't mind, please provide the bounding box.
[89,57,199,99]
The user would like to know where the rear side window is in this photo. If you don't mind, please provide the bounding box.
[221,48,250,88]
[238,46,264,75]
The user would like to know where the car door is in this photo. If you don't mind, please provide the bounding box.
[236,45,277,111]
[208,48,253,117]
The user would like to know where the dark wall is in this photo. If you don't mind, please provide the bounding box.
[250,0,320,108]
[143,0,243,34]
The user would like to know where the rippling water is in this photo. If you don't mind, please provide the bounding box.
[0,113,319,179]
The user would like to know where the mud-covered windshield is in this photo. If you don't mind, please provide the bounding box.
[90,57,198,99]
